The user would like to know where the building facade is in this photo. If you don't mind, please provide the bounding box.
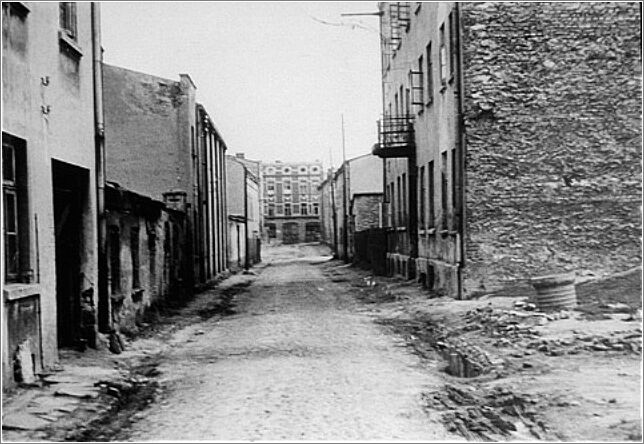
[318,154,383,262]
[261,160,324,244]
[226,155,261,269]
[103,64,228,296]
[105,183,187,335]
[318,170,336,250]
[374,2,641,298]
[2,2,102,387]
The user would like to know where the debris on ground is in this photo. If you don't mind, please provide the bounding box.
[324,260,643,442]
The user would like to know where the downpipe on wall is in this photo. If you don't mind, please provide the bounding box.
[92,2,109,333]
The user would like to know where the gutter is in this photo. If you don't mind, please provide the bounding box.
[455,3,467,298]
[92,2,109,333]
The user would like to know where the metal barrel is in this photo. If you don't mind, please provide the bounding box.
[530,272,577,311]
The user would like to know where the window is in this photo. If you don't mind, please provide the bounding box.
[130,226,140,288]
[292,204,300,215]
[428,161,435,228]
[301,203,308,216]
[59,2,77,40]
[268,204,275,217]
[266,167,274,174]
[312,203,319,215]
[419,166,426,228]
[402,173,407,225]
[3,136,28,283]
[311,166,318,173]
[266,182,275,192]
[396,177,402,225]
[299,184,307,194]
[284,203,291,216]
[426,42,434,105]
[276,204,283,215]
[449,11,456,79]
[284,180,291,192]
[394,92,399,117]
[389,182,395,227]
[452,148,459,230]
[283,167,291,174]
[109,226,120,293]
[417,55,424,109]
[439,23,447,86]
[299,166,307,173]
[441,152,448,228]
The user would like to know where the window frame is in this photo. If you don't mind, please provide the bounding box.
[426,42,434,106]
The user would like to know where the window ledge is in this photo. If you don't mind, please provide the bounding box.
[58,30,83,58]
[396,226,407,232]
[4,283,40,302]
[419,228,436,236]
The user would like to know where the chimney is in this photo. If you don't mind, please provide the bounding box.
[235,153,245,159]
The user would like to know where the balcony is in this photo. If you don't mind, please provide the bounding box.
[373,115,415,158]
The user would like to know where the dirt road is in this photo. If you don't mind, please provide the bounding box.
[121,244,456,441]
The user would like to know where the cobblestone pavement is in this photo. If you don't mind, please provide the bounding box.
[124,245,454,441]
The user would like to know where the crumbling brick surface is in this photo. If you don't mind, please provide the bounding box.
[461,2,642,290]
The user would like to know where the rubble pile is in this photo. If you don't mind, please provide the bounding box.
[436,339,497,378]
[422,384,548,441]
[526,330,643,356]
[462,305,550,340]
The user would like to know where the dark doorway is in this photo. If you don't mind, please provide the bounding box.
[282,222,299,244]
[52,160,87,347]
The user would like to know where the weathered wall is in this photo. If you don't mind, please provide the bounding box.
[106,186,186,335]
[2,3,98,388]
[318,175,335,247]
[103,64,195,202]
[461,2,642,292]
[226,156,246,217]
[352,194,383,232]
[348,154,384,197]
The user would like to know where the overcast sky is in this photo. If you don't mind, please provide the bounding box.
[101,2,383,169]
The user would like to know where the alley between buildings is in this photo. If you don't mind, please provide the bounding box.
[98,243,454,441]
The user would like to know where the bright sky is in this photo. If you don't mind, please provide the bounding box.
[100,1,383,169]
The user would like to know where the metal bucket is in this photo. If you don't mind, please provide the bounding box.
[530,272,577,311]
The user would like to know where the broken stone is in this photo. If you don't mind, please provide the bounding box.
[54,387,99,399]
[2,413,51,431]
[15,341,36,385]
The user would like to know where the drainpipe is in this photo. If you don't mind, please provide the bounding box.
[455,3,467,299]
[243,166,249,269]
[92,2,109,333]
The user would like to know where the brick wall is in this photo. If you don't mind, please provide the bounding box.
[461,2,642,291]
[352,194,383,232]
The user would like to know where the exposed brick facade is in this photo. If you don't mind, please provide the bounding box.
[376,2,641,298]
[461,2,642,292]
[352,194,383,232]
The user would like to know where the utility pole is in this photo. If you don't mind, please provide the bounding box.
[329,143,338,257]
[341,114,348,262]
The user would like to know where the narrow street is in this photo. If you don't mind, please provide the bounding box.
[120,244,455,441]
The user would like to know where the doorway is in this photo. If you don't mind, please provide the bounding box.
[52,160,88,347]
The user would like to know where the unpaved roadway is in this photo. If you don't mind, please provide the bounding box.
[123,244,455,441]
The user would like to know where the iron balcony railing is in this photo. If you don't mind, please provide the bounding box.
[373,115,415,158]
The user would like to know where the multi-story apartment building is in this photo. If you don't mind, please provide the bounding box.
[374,2,641,298]
[103,64,229,295]
[2,2,102,387]
[261,160,324,244]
